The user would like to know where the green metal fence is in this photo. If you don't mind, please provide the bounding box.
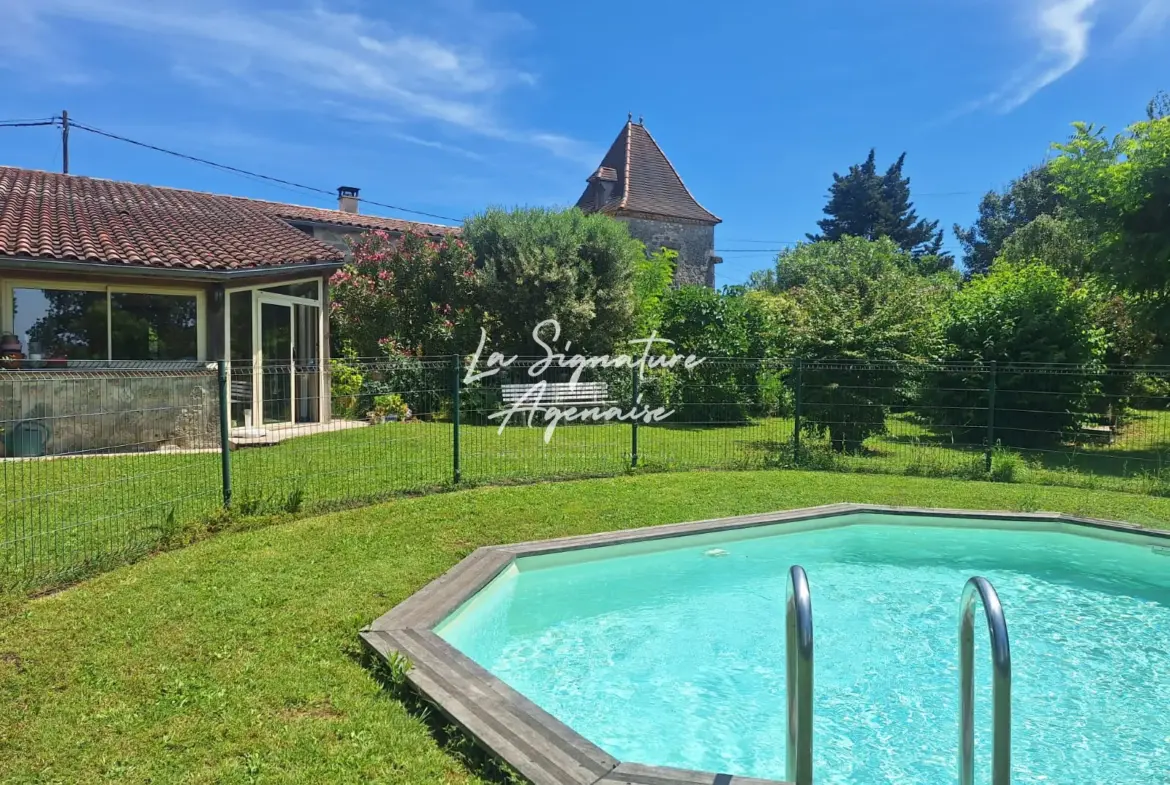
[3,357,1170,591]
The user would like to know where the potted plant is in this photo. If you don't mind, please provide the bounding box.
[0,334,23,370]
[367,393,411,424]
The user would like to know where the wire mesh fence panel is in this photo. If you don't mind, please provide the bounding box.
[0,363,222,590]
[798,360,991,478]
[636,358,794,471]
[229,357,454,514]
[7,355,1170,592]
[459,358,632,483]
[982,364,1170,492]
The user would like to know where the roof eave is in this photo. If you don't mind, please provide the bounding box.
[0,255,344,282]
[612,208,722,226]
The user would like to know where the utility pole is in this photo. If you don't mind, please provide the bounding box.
[61,110,69,174]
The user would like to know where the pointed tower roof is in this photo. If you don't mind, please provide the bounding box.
[576,119,720,224]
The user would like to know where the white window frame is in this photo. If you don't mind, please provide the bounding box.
[0,278,207,361]
[223,277,326,426]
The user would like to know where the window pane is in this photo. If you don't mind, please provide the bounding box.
[12,287,107,361]
[229,291,254,427]
[109,292,198,361]
[262,281,319,300]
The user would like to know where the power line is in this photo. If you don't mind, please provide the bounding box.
[1,113,462,224]
[0,119,58,128]
[69,121,462,223]
[721,238,805,244]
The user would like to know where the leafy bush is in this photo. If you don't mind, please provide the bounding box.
[1131,374,1170,410]
[462,207,642,356]
[369,394,411,422]
[358,350,432,418]
[329,357,364,418]
[633,247,677,335]
[777,238,950,451]
[330,230,479,359]
[924,262,1107,447]
[989,446,1023,483]
[658,286,766,423]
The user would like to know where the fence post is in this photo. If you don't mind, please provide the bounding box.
[216,360,232,508]
[631,365,640,469]
[985,361,998,474]
[452,355,462,484]
[792,358,803,465]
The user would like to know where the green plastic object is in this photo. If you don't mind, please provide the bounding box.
[7,419,51,458]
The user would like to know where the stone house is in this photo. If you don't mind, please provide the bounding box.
[0,167,455,455]
[576,117,722,287]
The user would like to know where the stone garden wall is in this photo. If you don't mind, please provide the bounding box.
[0,366,220,457]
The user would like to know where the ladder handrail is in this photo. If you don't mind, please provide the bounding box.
[958,576,1011,785]
[786,565,814,785]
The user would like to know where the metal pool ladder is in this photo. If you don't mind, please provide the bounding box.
[786,565,814,785]
[958,576,1012,785]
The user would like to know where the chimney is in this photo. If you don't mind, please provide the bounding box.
[337,186,360,214]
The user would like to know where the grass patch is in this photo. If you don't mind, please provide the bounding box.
[2,469,1170,784]
[6,410,1170,591]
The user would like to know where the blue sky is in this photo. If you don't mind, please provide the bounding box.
[2,0,1168,285]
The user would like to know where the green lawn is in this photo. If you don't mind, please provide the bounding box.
[5,411,1170,591]
[2,470,1170,784]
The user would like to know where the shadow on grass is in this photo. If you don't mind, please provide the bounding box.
[353,645,526,785]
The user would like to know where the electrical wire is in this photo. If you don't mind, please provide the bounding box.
[54,118,462,224]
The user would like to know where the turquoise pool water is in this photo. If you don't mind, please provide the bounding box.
[437,515,1170,784]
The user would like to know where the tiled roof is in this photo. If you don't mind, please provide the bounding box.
[0,167,458,272]
[576,121,720,224]
[230,196,458,237]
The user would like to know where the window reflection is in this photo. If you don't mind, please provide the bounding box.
[12,287,108,361]
[110,293,197,360]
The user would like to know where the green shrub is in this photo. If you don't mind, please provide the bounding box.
[658,286,764,423]
[369,394,410,422]
[924,262,1107,448]
[463,207,641,356]
[330,230,480,359]
[989,446,1023,483]
[329,358,364,418]
[776,238,950,452]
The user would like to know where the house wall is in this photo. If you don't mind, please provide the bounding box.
[0,267,337,455]
[617,217,718,287]
[309,226,362,256]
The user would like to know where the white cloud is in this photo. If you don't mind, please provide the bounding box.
[1118,0,1170,40]
[0,0,585,161]
[956,0,1170,115]
[986,0,1099,112]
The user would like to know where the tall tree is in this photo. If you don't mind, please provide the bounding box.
[809,149,950,262]
[1049,118,1170,348]
[953,165,1062,277]
[1148,89,1170,121]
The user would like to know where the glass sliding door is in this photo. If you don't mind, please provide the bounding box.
[260,300,293,425]
[225,278,324,430]
[293,303,321,423]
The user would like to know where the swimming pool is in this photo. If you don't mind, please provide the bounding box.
[363,507,1170,785]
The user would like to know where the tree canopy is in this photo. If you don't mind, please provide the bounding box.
[1048,117,1170,347]
[462,207,643,356]
[808,149,950,262]
[953,165,1062,277]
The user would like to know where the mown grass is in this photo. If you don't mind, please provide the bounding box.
[5,410,1170,591]
[2,470,1170,785]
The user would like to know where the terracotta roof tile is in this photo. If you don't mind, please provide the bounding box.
[576,121,720,224]
[0,167,459,271]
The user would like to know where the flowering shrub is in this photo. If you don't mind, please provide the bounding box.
[330,229,480,358]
